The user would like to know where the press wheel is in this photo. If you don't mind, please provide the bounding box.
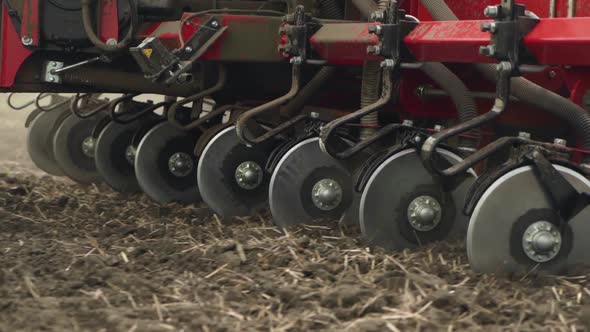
[197,126,275,218]
[53,113,106,184]
[467,165,590,275]
[26,105,70,176]
[95,120,144,193]
[135,122,201,204]
[360,147,476,250]
[269,137,357,227]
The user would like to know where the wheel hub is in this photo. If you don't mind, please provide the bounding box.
[311,178,343,211]
[125,146,136,165]
[168,152,193,177]
[81,137,96,158]
[407,195,442,232]
[522,220,562,263]
[234,161,263,190]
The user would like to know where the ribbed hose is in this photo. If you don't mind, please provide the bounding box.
[359,0,389,140]
[420,0,590,151]
[318,0,344,19]
[360,60,382,139]
[420,62,480,147]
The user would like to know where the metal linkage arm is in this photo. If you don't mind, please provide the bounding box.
[421,62,513,177]
[108,94,175,124]
[167,65,227,130]
[319,68,397,159]
[235,64,302,145]
[70,93,111,119]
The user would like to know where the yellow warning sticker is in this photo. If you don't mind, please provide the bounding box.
[142,48,153,58]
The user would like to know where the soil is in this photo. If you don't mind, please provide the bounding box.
[2,95,590,331]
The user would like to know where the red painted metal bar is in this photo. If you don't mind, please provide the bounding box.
[20,0,39,46]
[404,20,493,63]
[406,17,590,65]
[144,16,590,65]
[99,0,119,42]
[310,23,380,65]
[1,3,33,87]
[524,17,590,65]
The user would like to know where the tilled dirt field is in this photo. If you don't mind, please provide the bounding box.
[2,96,590,331]
[2,170,590,332]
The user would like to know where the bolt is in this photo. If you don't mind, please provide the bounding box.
[211,20,219,28]
[553,138,567,146]
[48,77,55,82]
[370,11,384,22]
[168,152,193,177]
[184,21,191,26]
[50,61,57,67]
[176,73,193,84]
[185,46,193,53]
[402,119,414,126]
[484,6,499,18]
[479,45,496,57]
[311,179,343,211]
[481,22,497,33]
[522,221,562,263]
[518,132,531,139]
[407,196,442,232]
[434,125,444,132]
[125,146,136,165]
[235,161,263,190]
[21,35,33,46]
[81,137,96,158]
[548,70,557,79]
[290,56,303,65]
[416,85,426,97]
[380,59,395,69]
[497,62,513,72]
[106,38,118,46]
[310,111,320,119]
[414,136,422,144]
[366,45,381,55]
[368,25,383,35]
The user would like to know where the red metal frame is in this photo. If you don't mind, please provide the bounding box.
[310,17,590,66]
[3,1,590,88]
[524,18,590,65]
[403,20,492,63]
[99,0,119,42]
[1,3,33,87]
[309,23,380,65]
[20,0,39,46]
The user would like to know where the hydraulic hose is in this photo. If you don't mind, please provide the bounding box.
[81,0,138,52]
[420,0,590,151]
[420,62,480,147]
